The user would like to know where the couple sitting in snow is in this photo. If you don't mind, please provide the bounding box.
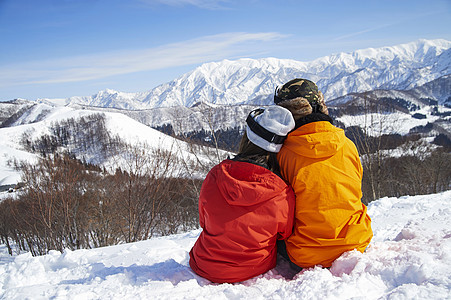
[189,78,373,283]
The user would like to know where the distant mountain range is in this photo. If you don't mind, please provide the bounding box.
[56,39,451,110]
[2,39,450,140]
[328,75,451,109]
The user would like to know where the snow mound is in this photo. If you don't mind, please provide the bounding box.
[1,190,450,299]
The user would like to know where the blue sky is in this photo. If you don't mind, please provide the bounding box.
[0,0,450,101]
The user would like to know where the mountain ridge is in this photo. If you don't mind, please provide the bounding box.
[43,38,451,110]
[5,74,448,138]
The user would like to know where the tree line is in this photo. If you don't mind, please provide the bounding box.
[341,94,451,204]
[0,150,202,256]
[346,129,451,204]
[1,113,205,256]
[20,113,122,163]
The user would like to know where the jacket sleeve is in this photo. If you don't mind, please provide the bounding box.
[347,138,363,180]
[197,170,213,229]
[198,195,205,229]
[197,165,219,229]
[277,186,296,240]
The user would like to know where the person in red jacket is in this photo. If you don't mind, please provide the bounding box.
[189,106,296,283]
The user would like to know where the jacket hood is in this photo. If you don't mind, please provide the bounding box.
[283,121,346,158]
[215,160,288,207]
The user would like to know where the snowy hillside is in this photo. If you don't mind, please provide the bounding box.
[1,190,450,299]
[62,39,451,110]
[0,104,228,187]
[328,75,451,108]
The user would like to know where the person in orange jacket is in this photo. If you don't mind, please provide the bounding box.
[189,106,296,283]
[274,78,373,269]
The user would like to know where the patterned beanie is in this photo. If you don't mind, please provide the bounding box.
[274,78,328,120]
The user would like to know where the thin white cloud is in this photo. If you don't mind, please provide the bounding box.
[139,0,231,10]
[0,32,286,87]
[334,11,445,42]
[333,23,394,41]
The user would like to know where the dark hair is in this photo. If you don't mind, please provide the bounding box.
[294,112,333,129]
[233,132,281,175]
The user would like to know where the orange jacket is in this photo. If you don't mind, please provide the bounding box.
[277,121,372,268]
[189,159,295,283]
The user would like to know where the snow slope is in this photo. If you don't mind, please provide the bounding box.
[1,190,450,299]
[0,105,228,187]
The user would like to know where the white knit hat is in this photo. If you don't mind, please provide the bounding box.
[246,106,295,153]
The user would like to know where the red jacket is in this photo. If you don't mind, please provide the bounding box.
[189,159,295,283]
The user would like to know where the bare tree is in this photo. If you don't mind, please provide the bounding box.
[344,92,397,203]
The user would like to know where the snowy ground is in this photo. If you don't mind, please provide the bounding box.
[1,190,450,300]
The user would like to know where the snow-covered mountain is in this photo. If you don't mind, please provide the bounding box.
[329,74,451,108]
[62,39,451,109]
[0,104,228,187]
[1,190,450,299]
[3,73,450,145]
[66,89,151,110]
[62,75,449,139]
